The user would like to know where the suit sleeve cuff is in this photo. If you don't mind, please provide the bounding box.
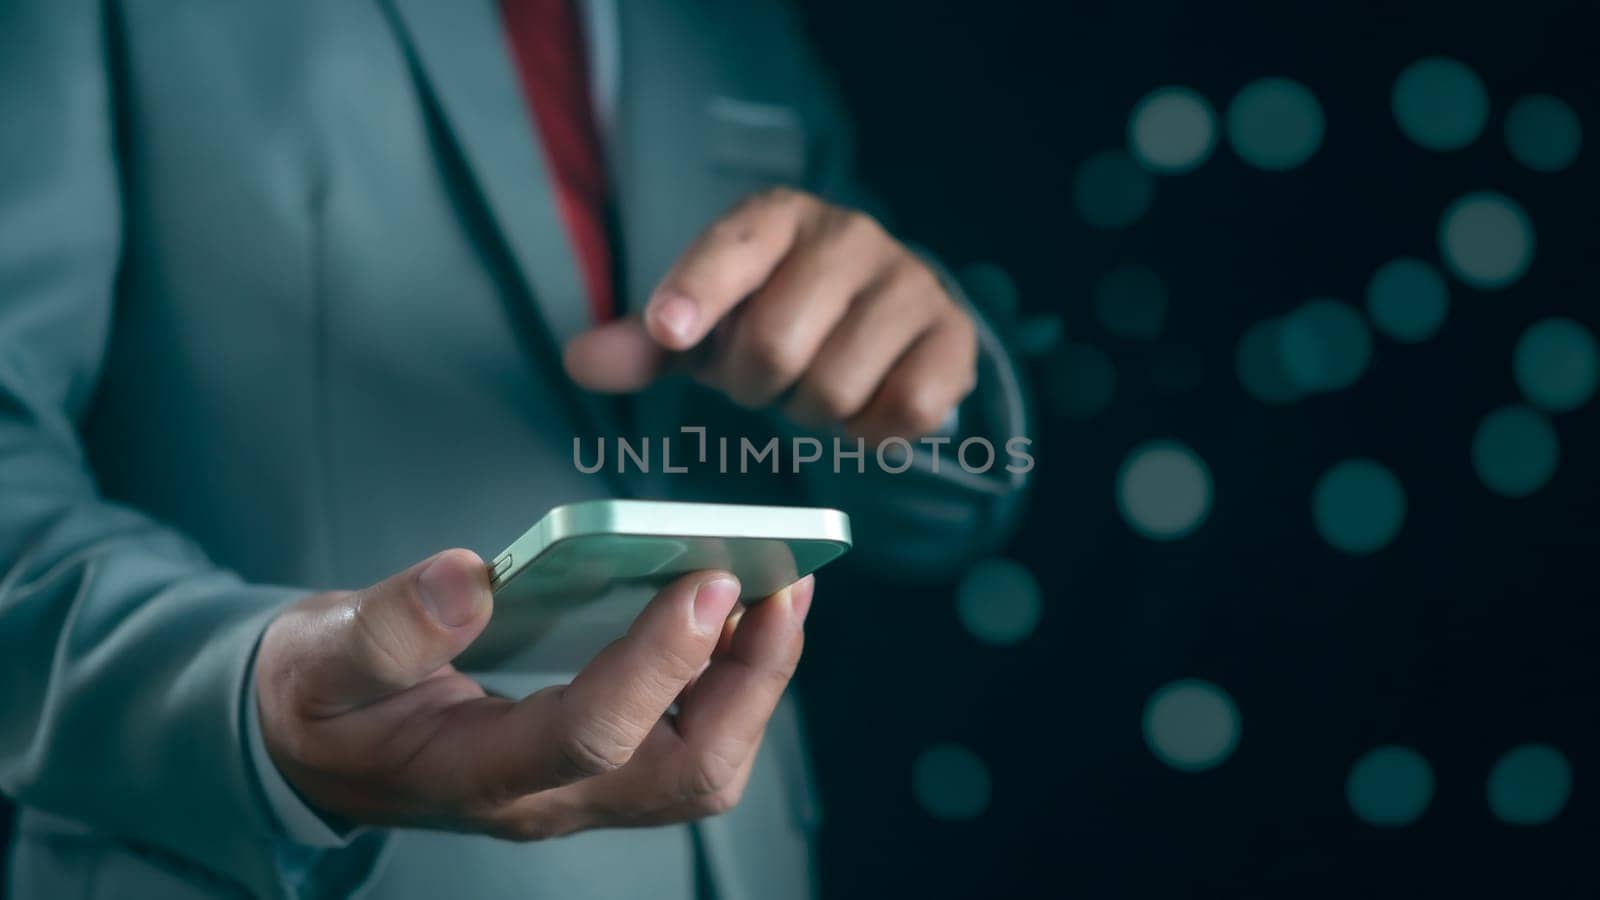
[243,649,365,848]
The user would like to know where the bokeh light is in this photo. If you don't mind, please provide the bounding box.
[1074,150,1155,229]
[1278,299,1373,393]
[1472,405,1559,498]
[960,262,1019,319]
[1505,94,1582,173]
[1236,318,1304,405]
[1487,743,1572,825]
[1312,459,1406,555]
[912,743,992,821]
[1093,264,1168,339]
[1041,342,1116,419]
[1439,192,1535,290]
[1128,86,1218,174]
[1391,56,1489,151]
[1365,258,1450,343]
[956,558,1043,646]
[1117,440,1213,540]
[1013,314,1065,358]
[1513,317,1598,413]
[1225,77,1325,171]
[1143,679,1240,772]
[1347,746,1434,826]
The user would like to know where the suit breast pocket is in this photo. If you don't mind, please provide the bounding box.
[706,97,813,193]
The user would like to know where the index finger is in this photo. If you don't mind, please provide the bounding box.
[673,576,813,784]
[465,571,742,797]
[644,189,809,351]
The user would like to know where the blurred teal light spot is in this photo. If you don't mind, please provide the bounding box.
[1128,86,1217,174]
[1278,299,1373,393]
[912,744,992,821]
[1392,57,1489,151]
[1143,678,1240,772]
[1514,317,1598,413]
[956,558,1042,646]
[1117,440,1213,540]
[1225,77,1325,171]
[1236,318,1304,405]
[1347,746,1434,826]
[1439,192,1535,290]
[1366,258,1450,343]
[1042,342,1116,419]
[960,262,1019,320]
[1013,314,1065,358]
[1073,150,1155,229]
[1472,405,1559,497]
[1505,94,1582,172]
[1312,458,1406,555]
[1488,744,1572,825]
[1094,265,1168,339]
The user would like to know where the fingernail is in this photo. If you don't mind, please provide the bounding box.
[649,292,699,346]
[693,576,741,633]
[418,553,483,628]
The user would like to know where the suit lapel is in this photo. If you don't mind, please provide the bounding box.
[610,0,720,318]
[384,0,590,344]
[610,0,720,496]
[380,0,627,479]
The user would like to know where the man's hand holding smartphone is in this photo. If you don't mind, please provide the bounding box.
[254,549,811,839]
[251,185,968,838]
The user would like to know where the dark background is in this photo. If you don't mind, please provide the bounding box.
[794,0,1600,897]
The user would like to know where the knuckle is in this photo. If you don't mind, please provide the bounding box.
[683,748,742,800]
[696,785,745,817]
[892,256,944,300]
[739,323,808,383]
[707,215,758,247]
[652,640,708,688]
[348,593,419,685]
[556,731,627,780]
[904,401,951,437]
[809,381,866,422]
[891,384,951,436]
[553,709,634,780]
[671,268,730,308]
[836,208,887,245]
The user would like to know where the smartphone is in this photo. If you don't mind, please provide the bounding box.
[459,500,851,671]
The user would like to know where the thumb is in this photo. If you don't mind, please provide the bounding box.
[563,316,671,393]
[303,549,493,713]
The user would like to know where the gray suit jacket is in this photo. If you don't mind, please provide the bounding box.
[0,1,1027,897]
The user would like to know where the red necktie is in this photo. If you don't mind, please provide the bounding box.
[500,0,615,323]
